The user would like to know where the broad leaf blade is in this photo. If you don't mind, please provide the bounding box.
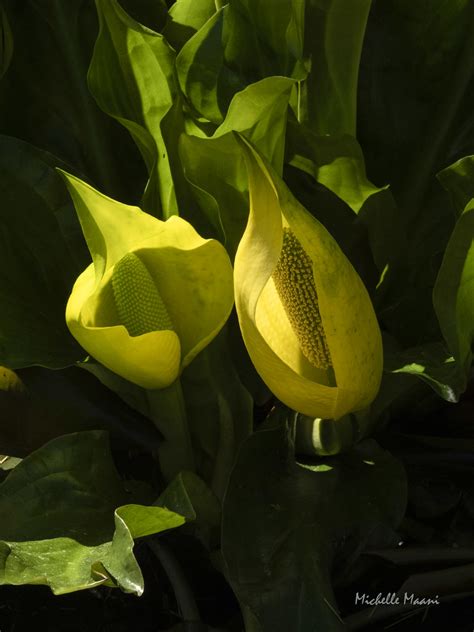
[359,0,474,197]
[176,0,305,124]
[0,0,140,202]
[286,121,386,213]
[214,76,295,174]
[222,420,406,631]
[0,135,85,368]
[163,0,217,51]
[0,431,184,595]
[301,0,372,136]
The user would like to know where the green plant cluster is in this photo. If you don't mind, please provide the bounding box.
[0,1,473,630]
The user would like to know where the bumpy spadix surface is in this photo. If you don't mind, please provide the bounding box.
[112,252,174,336]
[234,136,383,421]
[273,228,332,370]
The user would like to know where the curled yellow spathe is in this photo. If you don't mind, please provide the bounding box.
[60,171,234,389]
[234,137,383,421]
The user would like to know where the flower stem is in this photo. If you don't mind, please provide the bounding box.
[148,539,202,630]
[146,379,196,481]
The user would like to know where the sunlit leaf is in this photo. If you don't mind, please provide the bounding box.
[0,431,184,594]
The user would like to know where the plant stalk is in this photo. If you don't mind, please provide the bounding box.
[148,540,202,631]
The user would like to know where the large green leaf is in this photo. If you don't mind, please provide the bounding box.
[0,135,86,368]
[0,431,184,594]
[301,0,371,136]
[286,121,386,213]
[180,77,295,256]
[214,77,295,174]
[358,0,474,200]
[88,0,178,216]
[222,418,406,632]
[433,198,474,375]
[180,132,248,252]
[0,366,162,458]
[176,0,305,124]
[356,2,474,353]
[0,0,141,202]
[81,325,253,497]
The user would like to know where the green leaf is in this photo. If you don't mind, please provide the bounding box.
[358,0,474,201]
[0,0,138,201]
[163,0,217,51]
[176,7,243,124]
[176,1,305,124]
[222,419,406,632]
[180,132,248,251]
[384,342,467,403]
[179,77,295,256]
[433,198,474,375]
[214,77,295,174]
[179,328,253,499]
[158,470,221,548]
[438,155,474,217]
[286,121,386,213]
[81,325,253,497]
[89,0,178,216]
[0,431,184,594]
[301,0,371,136]
[0,135,85,368]
[0,365,162,458]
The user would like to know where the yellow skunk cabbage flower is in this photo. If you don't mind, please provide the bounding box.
[234,137,383,423]
[59,171,234,390]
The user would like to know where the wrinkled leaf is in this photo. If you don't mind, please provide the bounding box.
[0,431,184,594]
[222,419,406,631]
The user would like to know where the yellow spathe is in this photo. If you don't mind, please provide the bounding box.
[234,136,383,420]
[60,171,234,389]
